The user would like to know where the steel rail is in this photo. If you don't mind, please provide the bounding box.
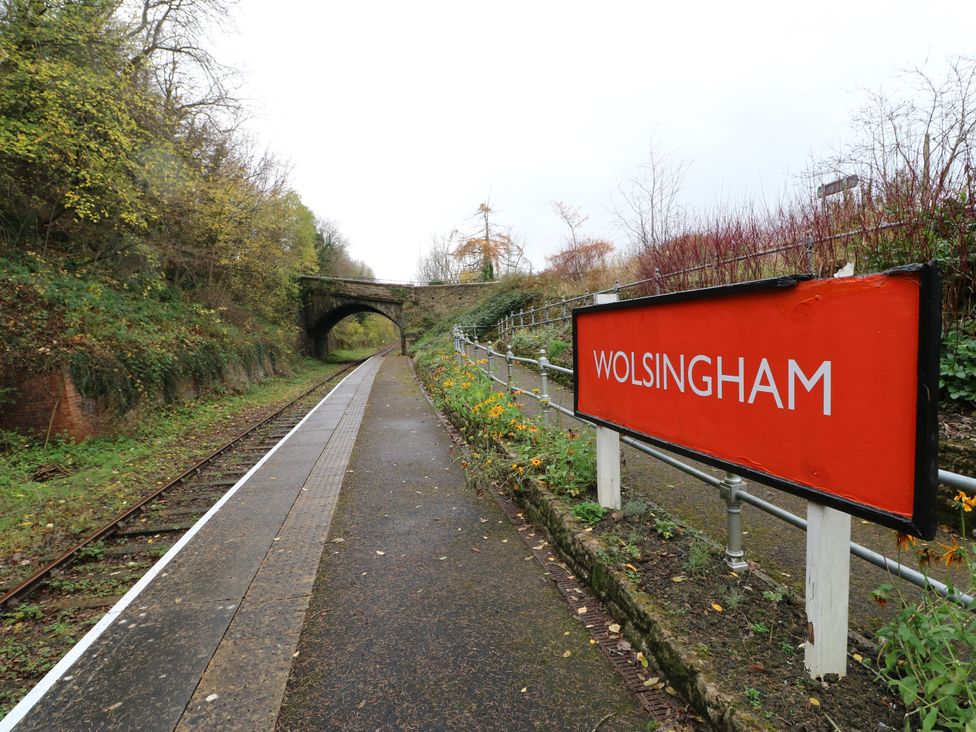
[0,345,392,609]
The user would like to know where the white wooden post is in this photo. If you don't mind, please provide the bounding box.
[593,292,621,510]
[804,503,851,679]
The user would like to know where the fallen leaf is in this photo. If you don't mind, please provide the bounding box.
[608,623,621,634]
[330,538,345,543]
[616,639,632,652]
[852,653,864,662]
[104,702,122,712]
[643,676,660,687]
[520,687,527,693]
[711,603,724,613]
[671,576,686,582]
[562,650,572,658]
[357,700,366,709]
[809,697,821,707]
[577,606,587,614]
[438,556,447,561]
[636,652,649,669]
[625,563,638,572]
[589,639,596,645]
[665,686,676,696]
[563,631,570,636]
[375,550,386,556]
[470,547,480,553]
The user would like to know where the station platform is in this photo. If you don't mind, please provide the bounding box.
[3,356,384,732]
[4,353,655,732]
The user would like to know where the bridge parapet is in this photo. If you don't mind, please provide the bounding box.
[298,277,498,356]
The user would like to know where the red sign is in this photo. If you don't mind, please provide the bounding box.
[573,266,940,538]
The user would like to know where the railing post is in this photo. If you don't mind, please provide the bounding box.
[520,309,524,328]
[487,344,494,382]
[719,472,748,571]
[805,236,816,275]
[538,347,550,425]
[506,347,514,393]
[654,267,662,295]
[593,292,621,509]
[474,337,481,373]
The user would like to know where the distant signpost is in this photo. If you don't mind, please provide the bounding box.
[817,174,859,198]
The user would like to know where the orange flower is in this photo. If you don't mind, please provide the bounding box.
[530,457,542,468]
[938,538,963,568]
[896,532,917,551]
[953,490,974,512]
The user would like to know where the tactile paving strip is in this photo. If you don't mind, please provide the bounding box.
[176,357,383,731]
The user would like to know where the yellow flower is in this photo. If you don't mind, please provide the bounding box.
[530,457,542,468]
[443,379,454,388]
[528,426,539,433]
[953,490,974,512]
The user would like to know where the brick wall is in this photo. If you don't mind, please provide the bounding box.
[0,370,93,442]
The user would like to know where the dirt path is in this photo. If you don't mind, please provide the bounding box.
[276,355,650,731]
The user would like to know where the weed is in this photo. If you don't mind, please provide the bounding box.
[2,604,42,624]
[780,641,796,656]
[77,542,105,560]
[653,517,678,540]
[683,538,715,577]
[694,642,711,658]
[762,589,784,604]
[745,687,762,710]
[749,622,770,635]
[724,588,745,611]
[572,501,609,525]
[621,497,651,520]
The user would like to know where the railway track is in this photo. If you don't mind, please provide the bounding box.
[0,346,392,715]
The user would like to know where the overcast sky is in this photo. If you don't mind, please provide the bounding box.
[211,1,975,280]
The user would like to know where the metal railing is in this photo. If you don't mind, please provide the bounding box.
[452,326,975,607]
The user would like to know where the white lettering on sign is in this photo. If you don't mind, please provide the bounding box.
[592,350,832,416]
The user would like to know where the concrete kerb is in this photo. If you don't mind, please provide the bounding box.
[412,359,767,732]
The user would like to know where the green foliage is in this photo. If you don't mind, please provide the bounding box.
[0,253,291,411]
[749,622,770,635]
[683,538,715,577]
[572,501,609,525]
[420,350,597,499]
[873,498,976,731]
[941,322,976,404]
[456,287,533,339]
[744,687,762,710]
[621,497,651,520]
[653,517,678,540]
[762,589,785,604]
[509,324,571,365]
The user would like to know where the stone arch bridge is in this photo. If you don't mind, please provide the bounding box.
[299,276,497,357]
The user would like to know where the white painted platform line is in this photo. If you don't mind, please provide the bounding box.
[0,358,376,732]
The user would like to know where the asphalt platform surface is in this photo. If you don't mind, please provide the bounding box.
[277,354,648,731]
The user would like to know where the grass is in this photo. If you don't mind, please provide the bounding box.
[0,357,345,585]
[325,346,383,363]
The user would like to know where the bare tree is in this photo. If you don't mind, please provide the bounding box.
[416,233,464,283]
[121,0,240,126]
[818,57,976,213]
[614,141,690,252]
[551,201,588,247]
